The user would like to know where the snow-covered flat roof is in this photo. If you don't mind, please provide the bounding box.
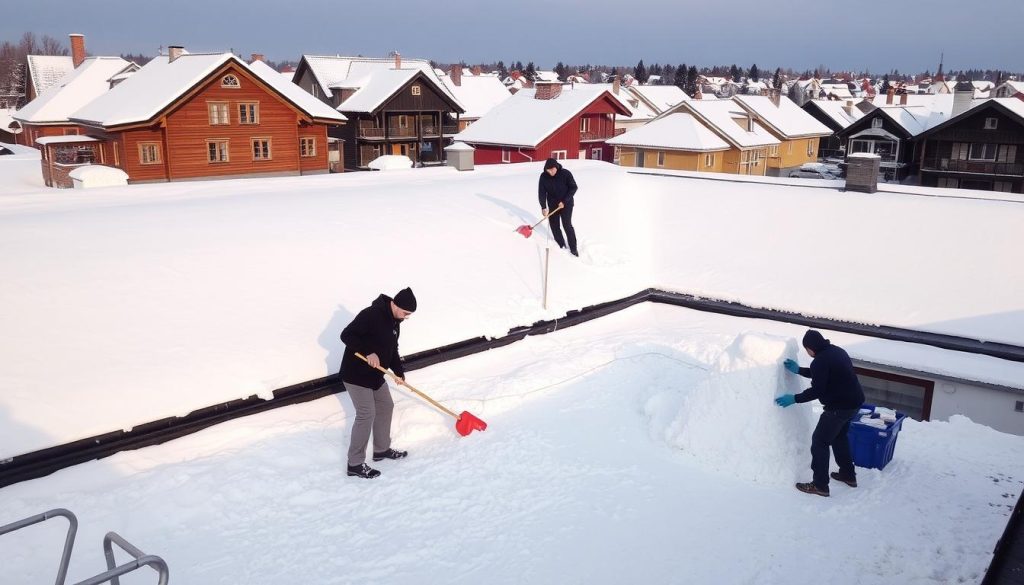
[733,95,832,138]
[607,112,729,151]
[35,135,100,145]
[14,57,132,124]
[455,85,628,148]
[677,100,780,148]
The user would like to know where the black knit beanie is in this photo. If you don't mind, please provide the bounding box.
[802,330,829,352]
[394,287,417,312]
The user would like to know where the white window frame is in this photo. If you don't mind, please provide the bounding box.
[984,117,999,130]
[208,102,230,126]
[657,150,665,167]
[551,149,567,160]
[221,74,240,88]
[807,139,814,156]
[591,147,602,161]
[871,117,883,129]
[704,153,715,168]
[580,117,591,133]
[300,137,316,158]
[239,102,260,125]
[206,139,230,163]
[613,146,620,164]
[968,143,997,161]
[138,142,161,165]
[411,85,421,96]
[252,138,272,161]
[501,148,510,163]
[768,144,779,157]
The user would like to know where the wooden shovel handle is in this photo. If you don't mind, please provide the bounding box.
[354,352,459,420]
[532,201,565,229]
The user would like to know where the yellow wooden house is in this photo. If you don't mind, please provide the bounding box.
[732,94,833,176]
[606,111,728,172]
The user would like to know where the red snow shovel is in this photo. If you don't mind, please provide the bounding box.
[355,353,487,436]
[515,202,564,238]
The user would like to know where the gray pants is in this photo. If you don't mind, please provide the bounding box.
[344,381,393,466]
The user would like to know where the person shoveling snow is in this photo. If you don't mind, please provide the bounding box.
[775,330,866,497]
[537,158,580,256]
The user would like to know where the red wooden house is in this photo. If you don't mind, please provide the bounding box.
[454,82,631,164]
[53,49,346,187]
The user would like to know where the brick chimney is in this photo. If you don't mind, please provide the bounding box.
[899,92,908,105]
[694,85,703,100]
[69,34,86,68]
[393,51,401,69]
[168,45,184,63]
[472,65,482,76]
[534,81,563,100]
[885,87,894,105]
[449,64,462,87]
[250,53,264,63]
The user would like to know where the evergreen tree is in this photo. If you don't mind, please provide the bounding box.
[730,64,740,82]
[749,64,760,82]
[772,67,782,89]
[674,63,687,88]
[634,59,648,84]
[514,60,524,72]
[525,61,537,81]
[880,74,891,94]
[686,65,699,96]
[496,60,508,79]
[554,61,566,80]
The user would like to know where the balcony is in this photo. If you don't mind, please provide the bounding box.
[580,131,613,142]
[387,126,416,139]
[921,158,1024,176]
[442,125,459,135]
[358,127,385,139]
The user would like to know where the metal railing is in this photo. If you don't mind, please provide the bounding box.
[0,508,168,585]
[921,158,1024,176]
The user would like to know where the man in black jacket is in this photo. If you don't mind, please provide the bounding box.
[538,158,579,256]
[776,330,865,497]
[339,288,416,479]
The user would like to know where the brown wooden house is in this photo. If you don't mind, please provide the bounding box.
[64,49,346,186]
[292,54,465,170]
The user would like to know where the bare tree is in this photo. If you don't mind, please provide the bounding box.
[41,35,69,56]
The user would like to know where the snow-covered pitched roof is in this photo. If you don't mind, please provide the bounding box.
[865,95,955,136]
[733,95,831,138]
[437,73,511,120]
[26,55,74,95]
[299,55,460,113]
[676,100,780,148]
[804,100,865,129]
[454,84,629,148]
[14,57,132,124]
[628,85,690,112]
[606,112,729,151]
[246,60,346,122]
[73,53,346,128]
[0,109,21,133]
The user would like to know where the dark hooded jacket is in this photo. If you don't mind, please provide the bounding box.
[538,159,578,209]
[340,294,405,389]
[794,334,865,410]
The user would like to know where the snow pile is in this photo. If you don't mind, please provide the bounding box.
[650,333,815,484]
[69,165,128,188]
[368,154,413,170]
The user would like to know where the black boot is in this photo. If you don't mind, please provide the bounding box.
[830,471,857,488]
[373,448,408,461]
[347,463,381,479]
[795,482,830,497]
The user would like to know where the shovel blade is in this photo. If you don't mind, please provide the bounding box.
[515,225,533,238]
[455,411,487,436]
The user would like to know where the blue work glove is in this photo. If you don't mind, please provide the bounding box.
[784,359,800,374]
[775,394,796,408]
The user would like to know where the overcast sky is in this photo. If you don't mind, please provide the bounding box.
[5,0,1022,74]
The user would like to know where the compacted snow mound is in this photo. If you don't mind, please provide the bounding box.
[655,332,815,484]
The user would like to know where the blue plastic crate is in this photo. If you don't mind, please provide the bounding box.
[848,404,907,470]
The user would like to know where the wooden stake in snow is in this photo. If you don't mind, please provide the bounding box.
[543,247,550,310]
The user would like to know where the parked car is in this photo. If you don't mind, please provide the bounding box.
[788,163,841,180]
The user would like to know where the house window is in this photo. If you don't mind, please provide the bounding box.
[984,117,999,130]
[398,115,409,128]
[968,143,997,161]
[312,84,319,98]
[138,142,161,165]
[1016,400,1024,413]
[207,139,229,163]
[208,102,230,125]
[854,368,934,421]
[592,148,602,161]
[300,137,316,157]
[411,85,421,96]
[704,153,715,167]
[807,139,814,156]
[657,151,665,167]
[937,178,959,188]
[252,138,272,160]
[239,103,259,125]
[63,128,79,135]
[501,148,510,163]
[551,149,567,160]
[997,145,1017,163]
[613,146,620,164]
[580,117,591,133]
[768,144,779,157]
[871,118,883,128]
[636,150,645,167]
[221,74,240,88]
[995,181,1014,192]
[787,141,793,155]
